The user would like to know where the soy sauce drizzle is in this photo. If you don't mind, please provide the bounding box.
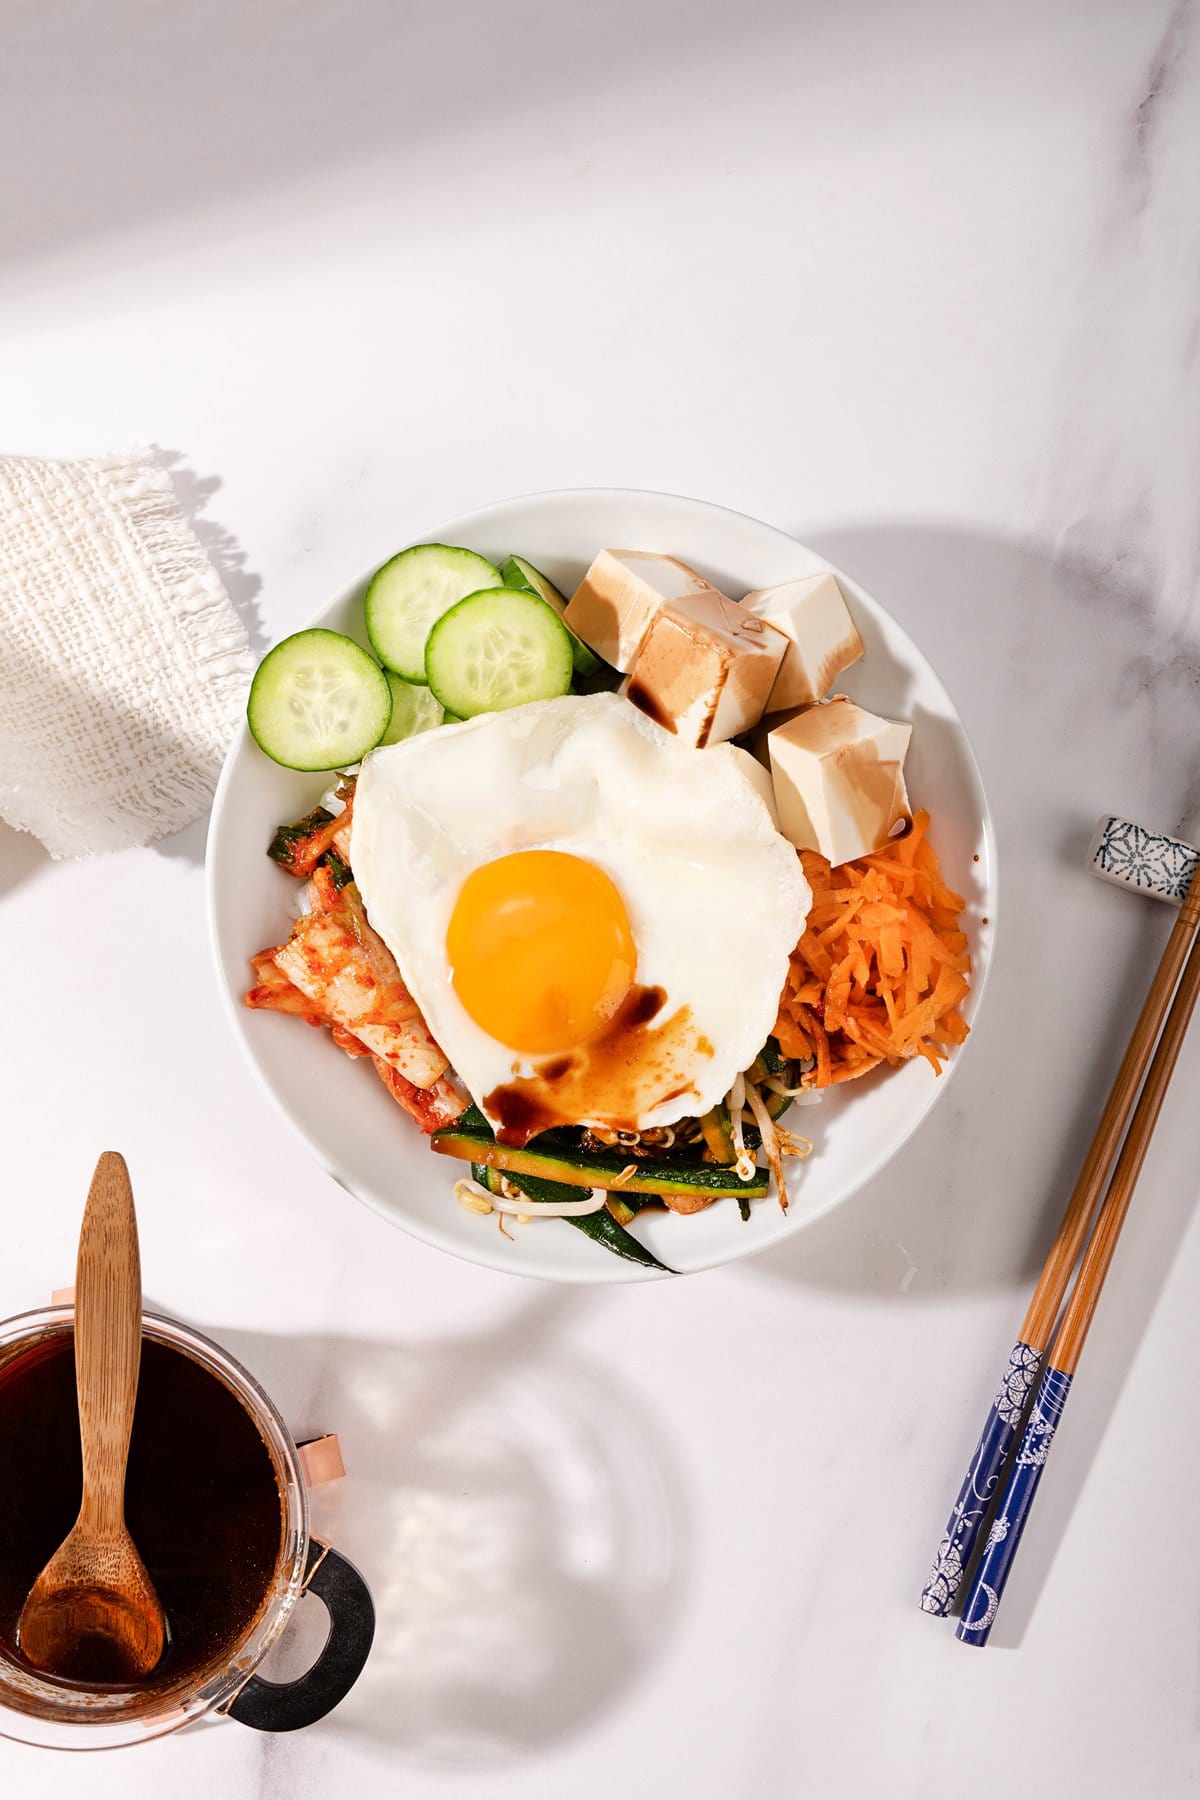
[485,984,708,1146]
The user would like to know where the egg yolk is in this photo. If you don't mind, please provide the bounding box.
[446,850,636,1054]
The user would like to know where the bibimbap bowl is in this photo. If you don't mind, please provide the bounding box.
[207,489,997,1282]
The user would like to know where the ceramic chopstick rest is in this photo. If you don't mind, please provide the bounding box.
[1089,817,1199,904]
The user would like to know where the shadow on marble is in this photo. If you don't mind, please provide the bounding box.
[209,1292,687,1766]
[950,1028,1200,1652]
[983,1175,1199,1649]
[0,820,52,904]
[0,0,801,281]
[741,518,1200,1636]
[148,451,261,870]
[746,516,1199,1305]
[155,449,266,660]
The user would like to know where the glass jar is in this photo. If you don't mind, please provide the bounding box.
[0,1306,373,1749]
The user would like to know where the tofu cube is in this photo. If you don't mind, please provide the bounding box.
[741,572,864,711]
[624,588,788,747]
[563,550,725,673]
[767,696,912,865]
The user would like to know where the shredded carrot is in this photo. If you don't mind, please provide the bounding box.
[775,811,971,1088]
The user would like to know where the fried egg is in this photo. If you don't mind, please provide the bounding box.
[351,692,811,1144]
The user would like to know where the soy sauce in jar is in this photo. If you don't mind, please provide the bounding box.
[0,1332,284,1687]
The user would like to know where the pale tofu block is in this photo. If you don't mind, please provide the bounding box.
[767,696,912,865]
[741,572,864,711]
[624,588,787,747]
[723,745,780,829]
[563,549,724,673]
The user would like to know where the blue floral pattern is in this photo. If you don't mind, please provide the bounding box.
[956,1365,1073,1646]
[1091,815,1199,902]
[920,1342,1042,1616]
[993,1341,1042,1427]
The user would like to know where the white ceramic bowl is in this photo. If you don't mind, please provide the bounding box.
[207,490,997,1283]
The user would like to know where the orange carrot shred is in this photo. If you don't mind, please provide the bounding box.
[774,810,971,1088]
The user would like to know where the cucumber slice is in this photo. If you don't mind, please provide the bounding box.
[379,669,444,744]
[424,587,573,718]
[500,553,560,600]
[247,630,391,771]
[365,543,501,683]
[500,553,604,680]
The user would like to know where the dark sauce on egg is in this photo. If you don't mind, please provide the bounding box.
[623,986,668,1027]
[0,1333,284,1689]
[484,983,712,1145]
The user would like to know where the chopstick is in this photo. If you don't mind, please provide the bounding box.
[920,863,1200,1618]
[956,914,1200,1642]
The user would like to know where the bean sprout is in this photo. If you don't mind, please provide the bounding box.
[457,1176,608,1219]
[745,1081,788,1212]
[727,1073,758,1182]
[455,1178,494,1215]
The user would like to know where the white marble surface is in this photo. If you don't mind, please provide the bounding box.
[2,1,1199,1793]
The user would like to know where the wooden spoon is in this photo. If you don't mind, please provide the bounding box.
[18,1152,166,1683]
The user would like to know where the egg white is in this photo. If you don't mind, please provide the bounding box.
[351,692,812,1133]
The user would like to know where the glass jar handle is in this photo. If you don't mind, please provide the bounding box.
[226,1540,374,1732]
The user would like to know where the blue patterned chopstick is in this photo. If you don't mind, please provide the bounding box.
[955,1366,1072,1644]
[922,818,1200,1622]
[919,1343,1042,1615]
[954,862,1200,1645]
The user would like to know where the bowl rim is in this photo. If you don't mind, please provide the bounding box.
[206,485,998,1282]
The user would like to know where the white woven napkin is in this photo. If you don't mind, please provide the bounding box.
[0,449,253,858]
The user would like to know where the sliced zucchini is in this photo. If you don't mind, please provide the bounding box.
[248,630,391,771]
[475,1166,672,1273]
[699,1103,736,1165]
[744,1038,801,1116]
[379,669,444,744]
[735,1092,792,1151]
[699,1089,788,1156]
[605,1191,660,1226]
[764,1086,794,1122]
[424,587,573,718]
[500,553,603,680]
[432,1108,768,1200]
[365,543,501,683]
